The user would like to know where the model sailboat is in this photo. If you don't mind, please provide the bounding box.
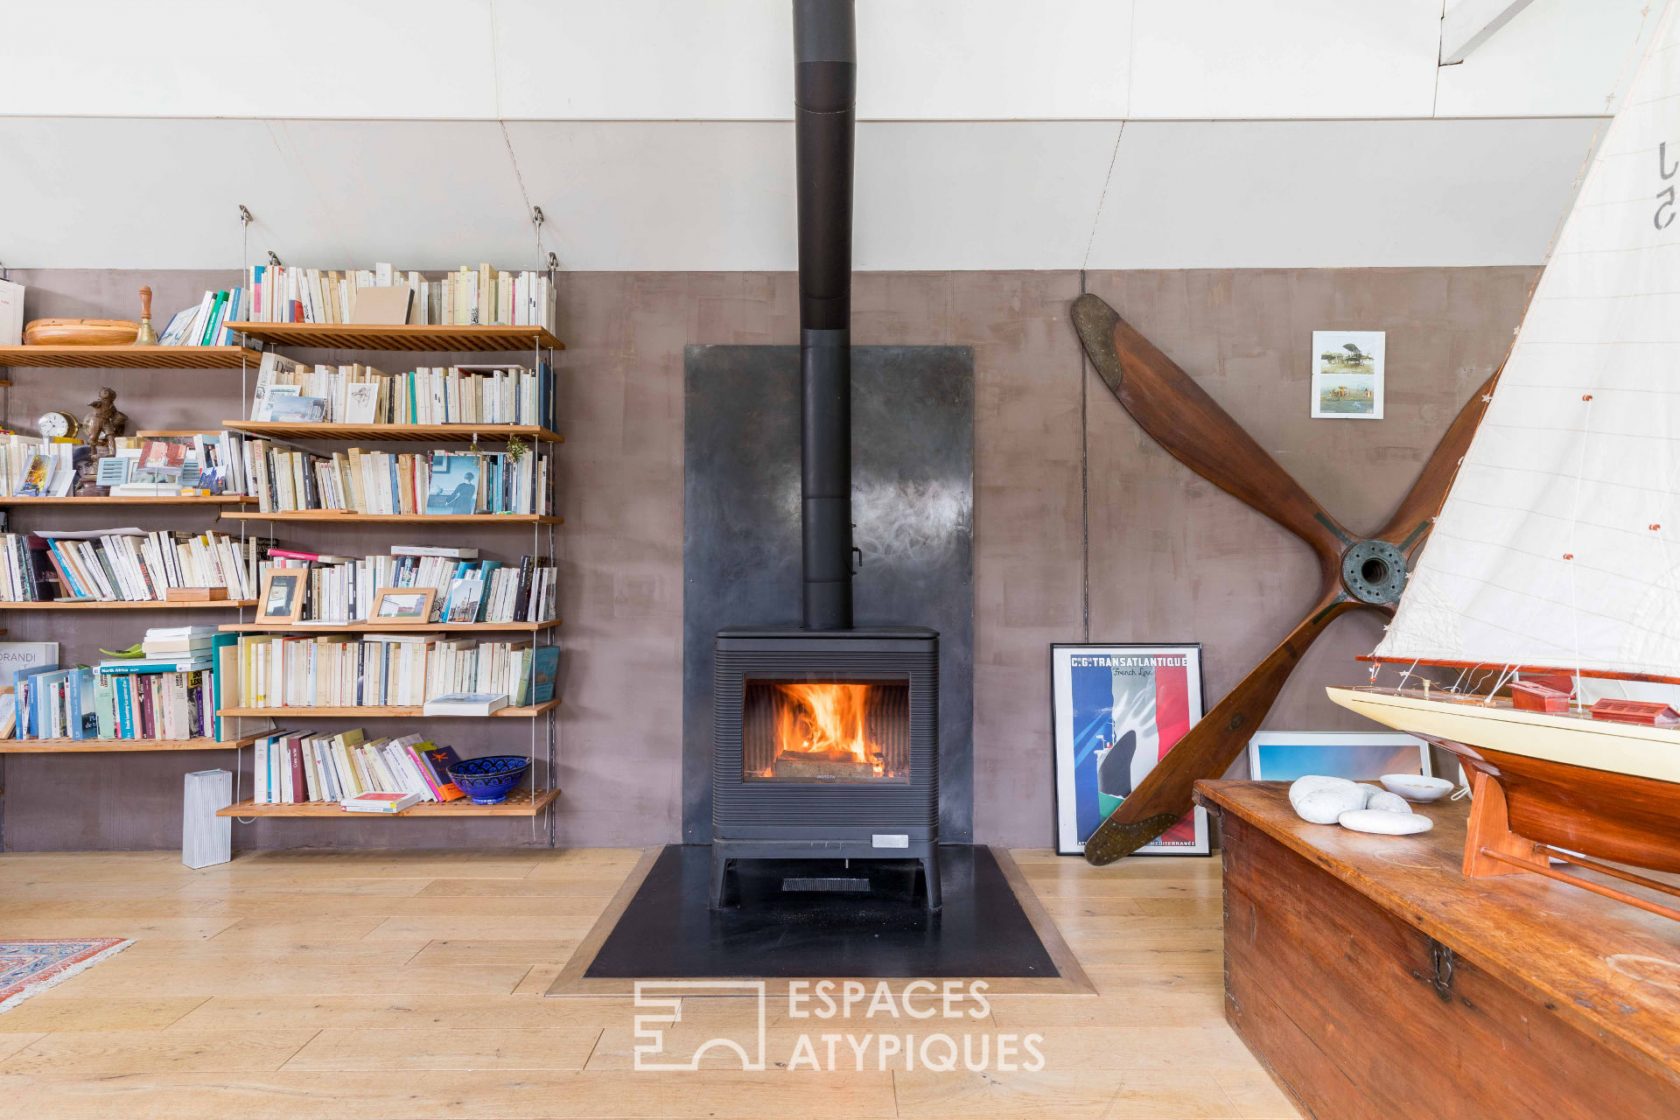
[1329,2,1680,920]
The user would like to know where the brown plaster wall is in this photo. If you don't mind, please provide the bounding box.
[0,267,1534,851]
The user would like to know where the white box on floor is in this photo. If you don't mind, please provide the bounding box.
[182,769,232,869]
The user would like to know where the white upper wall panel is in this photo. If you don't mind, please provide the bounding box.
[853,122,1122,269]
[0,117,341,270]
[502,121,797,271]
[1088,117,1602,269]
[1127,0,1441,120]
[264,121,536,270]
[1435,0,1663,118]
[0,0,499,120]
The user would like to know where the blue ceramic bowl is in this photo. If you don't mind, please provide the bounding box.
[447,755,531,805]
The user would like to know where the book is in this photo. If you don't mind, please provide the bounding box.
[422,692,508,717]
[529,646,560,705]
[424,453,479,515]
[390,544,479,559]
[0,279,23,347]
[267,395,330,423]
[342,790,423,814]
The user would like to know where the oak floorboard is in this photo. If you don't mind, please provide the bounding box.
[282,1027,603,1072]
[0,1029,317,1079]
[0,997,207,1034]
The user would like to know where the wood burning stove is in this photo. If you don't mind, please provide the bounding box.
[711,627,939,908]
[708,0,941,909]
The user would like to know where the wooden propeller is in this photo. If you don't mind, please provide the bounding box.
[1069,293,1493,865]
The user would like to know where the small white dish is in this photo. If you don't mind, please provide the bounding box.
[1379,773,1454,802]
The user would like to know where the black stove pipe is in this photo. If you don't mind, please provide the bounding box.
[794,0,856,631]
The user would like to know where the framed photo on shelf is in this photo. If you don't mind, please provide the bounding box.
[372,586,436,623]
[1247,731,1430,782]
[1051,643,1208,856]
[256,570,307,625]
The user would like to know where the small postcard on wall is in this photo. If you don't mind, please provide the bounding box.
[1311,330,1384,419]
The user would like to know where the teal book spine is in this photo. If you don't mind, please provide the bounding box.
[93,673,117,740]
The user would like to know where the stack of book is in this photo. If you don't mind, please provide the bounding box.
[251,729,475,807]
[158,288,244,347]
[240,441,548,518]
[243,263,556,332]
[4,630,229,741]
[234,633,557,710]
[250,353,554,429]
[0,432,253,499]
[262,545,558,624]
[96,432,250,497]
[0,528,265,603]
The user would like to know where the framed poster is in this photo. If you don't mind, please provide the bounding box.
[1051,643,1208,856]
[1247,731,1430,783]
[1311,330,1384,419]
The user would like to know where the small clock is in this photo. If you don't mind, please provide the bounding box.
[38,411,79,440]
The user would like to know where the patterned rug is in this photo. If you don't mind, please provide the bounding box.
[0,938,132,1013]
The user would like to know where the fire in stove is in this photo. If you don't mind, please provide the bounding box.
[744,678,911,783]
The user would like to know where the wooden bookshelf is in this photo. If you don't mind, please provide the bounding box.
[219,619,559,634]
[220,511,562,526]
[218,787,560,818]
[219,700,559,720]
[0,495,253,507]
[223,421,563,444]
[226,323,564,353]
[0,736,257,754]
[0,345,261,369]
[0,599,255,610]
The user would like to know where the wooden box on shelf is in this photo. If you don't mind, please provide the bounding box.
[165,587,229,602]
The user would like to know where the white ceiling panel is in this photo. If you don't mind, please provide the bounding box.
[0,118,330,270]
[263,121,536,271]
[0,0,499,120]
[503,121,797,271]
[854,122,1121,269]
[1435,0,1662,118]
[1087,118,1601,269]
[494,0,792,120]
[858,1,1132,120]
[1128,0,1441,120]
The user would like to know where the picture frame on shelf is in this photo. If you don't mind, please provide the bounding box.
[371,586,436,623]
[256,570,307,625]
[1051,643,1209,856]
[1246,730,1430,782]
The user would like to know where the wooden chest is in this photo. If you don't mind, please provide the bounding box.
[1195,781,1680,1119]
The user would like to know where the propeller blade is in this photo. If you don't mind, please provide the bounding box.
[1081,590,1362,866]
[1378,373,1498,551]
[1073,293,1351,567]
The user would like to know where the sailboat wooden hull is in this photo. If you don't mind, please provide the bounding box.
[1327,686,1680,876]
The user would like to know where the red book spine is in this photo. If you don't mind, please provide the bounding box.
[289,739,308,802]
[137,678,155,739]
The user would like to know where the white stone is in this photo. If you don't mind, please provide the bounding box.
[1289,778,1367,824]
[1380,773,1455,802]
[1338,809,1434,836]
[1365,790,1413,815]
[1288,774,1357,806]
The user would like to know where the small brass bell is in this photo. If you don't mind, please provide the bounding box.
[133,285,159,345]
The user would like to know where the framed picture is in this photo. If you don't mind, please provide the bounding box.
[1051,643,1208,856]
[1247,731,1430,782]
[256,570,306,625]
[372,586,436,623]
[1311,330,1385,419]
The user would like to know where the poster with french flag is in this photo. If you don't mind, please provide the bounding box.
[1052,644,1208,856]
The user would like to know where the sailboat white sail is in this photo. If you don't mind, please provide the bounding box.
[1376,1,1680,684]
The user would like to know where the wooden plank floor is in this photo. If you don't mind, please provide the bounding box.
[0,849,1299,1120]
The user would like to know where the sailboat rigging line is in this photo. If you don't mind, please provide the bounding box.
[1566,395,1594,708]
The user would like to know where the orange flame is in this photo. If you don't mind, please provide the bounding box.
[773,682,881,772]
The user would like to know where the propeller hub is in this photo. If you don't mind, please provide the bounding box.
[1341,539,1408,605]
